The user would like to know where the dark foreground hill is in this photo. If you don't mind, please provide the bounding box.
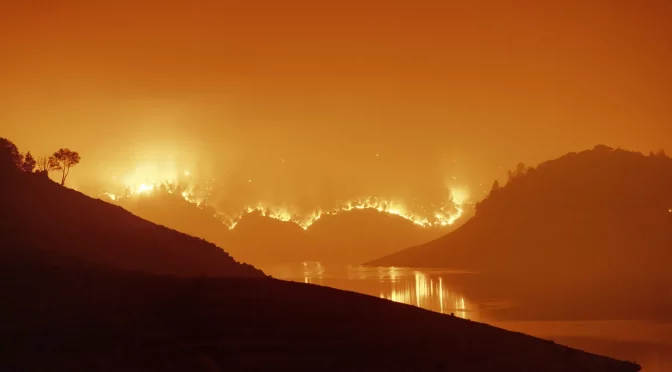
[1,249,640,372]
[0,144,640,371]
[0,169,262,278]
[367,146,672,320]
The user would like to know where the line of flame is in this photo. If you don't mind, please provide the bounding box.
[101,182,466,231]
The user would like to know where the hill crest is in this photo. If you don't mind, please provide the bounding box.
[368,146,672,274]
[0,168,263,278]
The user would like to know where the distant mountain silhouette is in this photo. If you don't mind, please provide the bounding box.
[119,197,453,265]
[367,146,672,319]
[0,169,262,278]
[228,210,316,263]
[307,209,447,263]
[218,209,452,264]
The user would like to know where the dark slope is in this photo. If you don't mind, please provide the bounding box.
[0,170,262,278]
[0,157,641,371]
[367,147,672,319]
[0,250,640,372]
[120,196,454,265]
[368,146,672,270]
[112,191,233,251]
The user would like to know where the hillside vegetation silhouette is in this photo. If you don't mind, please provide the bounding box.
[368,146,672,319]
[115,190,453,265]
[0,138,640,371]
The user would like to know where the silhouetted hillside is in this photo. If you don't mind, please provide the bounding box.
[367,146,672,319]
[0,141,642,371]
[0,169,262,278]
[110,190,233,248]
[1,250,640,372]
[120,198,452,265]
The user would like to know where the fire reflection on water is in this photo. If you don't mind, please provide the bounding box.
[302,261,325,284]
[380,271,470,319]
[264,263,476,320]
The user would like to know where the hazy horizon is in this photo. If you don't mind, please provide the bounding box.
[3,1,671,216]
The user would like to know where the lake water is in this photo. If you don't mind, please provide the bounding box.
[262,262,672,372]
[264,262,479,319]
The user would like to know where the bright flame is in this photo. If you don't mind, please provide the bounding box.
[220,193,468,231]
[100,164,206,206]
[450,187,470,205]
[100,167,470,231]
[136,183,154,194]
[103,192,118,201]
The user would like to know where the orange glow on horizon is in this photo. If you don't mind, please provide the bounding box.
[2,0,670,226]
[100,176,469,231]
[96,161,470,230]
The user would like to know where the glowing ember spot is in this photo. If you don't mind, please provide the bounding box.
[103,192,118,201]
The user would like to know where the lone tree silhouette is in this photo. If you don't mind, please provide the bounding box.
[36,154,60,172]
[21,152,36,172]
[52,148,81,185]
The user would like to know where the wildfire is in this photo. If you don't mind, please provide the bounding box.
[136,183,155,194]
[99,167,470,231]
[100,164,207,205]
[218,192,468,231]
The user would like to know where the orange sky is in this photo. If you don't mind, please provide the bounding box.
[2,0,671,209]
